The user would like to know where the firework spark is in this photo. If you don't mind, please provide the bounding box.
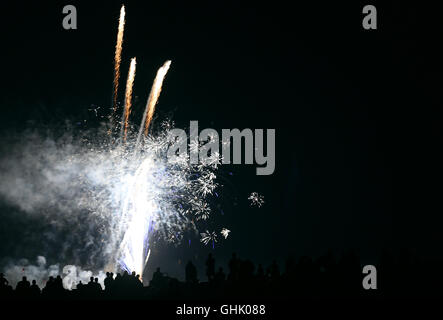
[122,57,137,141]
[111,5,126,124]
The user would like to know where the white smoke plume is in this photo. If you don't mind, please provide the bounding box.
[3,256,105,290]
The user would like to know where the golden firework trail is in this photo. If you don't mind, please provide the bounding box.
[122,57,137,141]
[111,5,126,122]
[141,60,172,137]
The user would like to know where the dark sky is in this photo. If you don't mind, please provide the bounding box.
[0,1,442,280]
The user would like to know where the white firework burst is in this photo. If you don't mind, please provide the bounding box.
[248,192,265,207]
[196,172,217,196]
[200,230,218,245]
[220,228,230,239]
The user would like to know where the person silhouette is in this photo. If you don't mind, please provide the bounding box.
[135,275,143,288]
[16,276,30,290]
[130,271,138,287]
[151,267,164,288]
[30,280,40,296]
[215,267,226,285]
[115,273,122,283]
[94,278,102,291]
[205,253,215,282]
[43,276,55,295]
[54,275,64,291]
[0,273,9,295]
[256,264,265,282]
[87,276,95,292]
[104,272,114,291]
[228,253,239,281]
[241,260,255,281]
[185,261,198,284]
[16,276,31,297]
[0,273,8,287]
[270,260,280,279]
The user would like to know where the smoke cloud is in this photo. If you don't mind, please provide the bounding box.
[3,255,105,290]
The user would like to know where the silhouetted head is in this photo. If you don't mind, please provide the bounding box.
[94,278,98,283]
[123,271,128,276]
[49,276,54,282]
[22,276,27,281]
[131,271,136,276]
[90,276,94,282]
[32,280,36,285]
[106,272,110,277]
[136,274,140,279]
[56,275,62,280]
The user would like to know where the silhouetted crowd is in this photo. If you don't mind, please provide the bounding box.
[1,250,443,300]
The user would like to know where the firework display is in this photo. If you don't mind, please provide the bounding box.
[0,5,233,288]
[1,0,440,304]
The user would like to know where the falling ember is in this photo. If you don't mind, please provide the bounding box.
[122,57,137,141]
[111,5,126,121]
[139,60,172,139]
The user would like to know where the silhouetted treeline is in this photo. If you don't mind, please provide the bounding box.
[1,250,443,300]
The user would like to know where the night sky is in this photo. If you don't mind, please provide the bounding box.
[0,1,442,281]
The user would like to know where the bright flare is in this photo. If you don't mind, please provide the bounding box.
[119,158,157,278]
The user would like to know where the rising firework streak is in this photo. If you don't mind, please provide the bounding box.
[137,60,172,141]
[122,57,137,141]
[111,5,126,125]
